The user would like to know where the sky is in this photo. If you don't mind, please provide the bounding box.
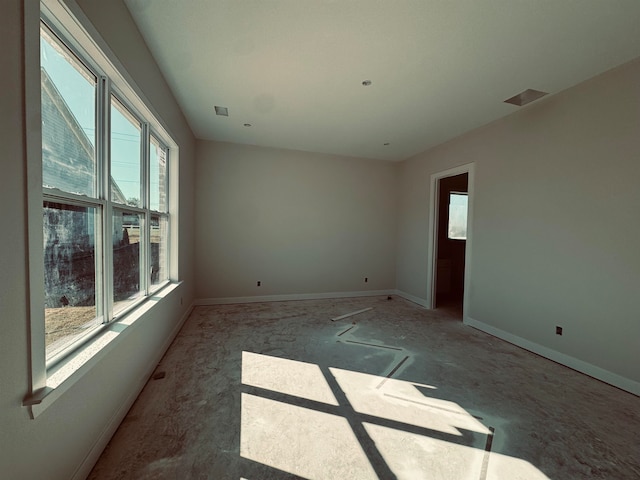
[41,29,160,207]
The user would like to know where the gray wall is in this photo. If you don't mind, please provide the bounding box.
[195,141,398,299]
[0,1,196,478]
[396,58,640,389]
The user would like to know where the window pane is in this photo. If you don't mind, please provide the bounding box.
[113,209,143,313]
[41,26,96,197]
[151,214,168,287]
[448,193,468,240]
[44,201,98,358]
[111,97,142,207]
[150,136,168,212]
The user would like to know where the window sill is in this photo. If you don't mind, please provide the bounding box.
[23,281,181,419]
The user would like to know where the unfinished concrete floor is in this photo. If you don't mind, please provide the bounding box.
[88,296,640,479]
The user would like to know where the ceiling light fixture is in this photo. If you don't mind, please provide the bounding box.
[504,89,548,106]
[214,106,229,116]
[362,80,372,86]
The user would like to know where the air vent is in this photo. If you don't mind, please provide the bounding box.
[214,106,229,116]
[504,89,548,106]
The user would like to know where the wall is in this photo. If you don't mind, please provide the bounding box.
[396,58,640,392]
[195,141,397,300]
[0,1,197,478]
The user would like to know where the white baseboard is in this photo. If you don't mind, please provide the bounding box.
[195,289,395,305]
[393,290,430,308]
[72,302,195,480]
[465,316,640,397]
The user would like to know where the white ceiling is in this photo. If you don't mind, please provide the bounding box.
[124,0,640,161]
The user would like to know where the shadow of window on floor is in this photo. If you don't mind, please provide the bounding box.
[240,351,550,480]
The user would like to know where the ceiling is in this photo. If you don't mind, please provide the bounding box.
[124,0,640,161]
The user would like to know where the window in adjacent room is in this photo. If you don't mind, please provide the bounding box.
[447,192,468,240]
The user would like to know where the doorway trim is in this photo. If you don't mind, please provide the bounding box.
[426,163,475,322]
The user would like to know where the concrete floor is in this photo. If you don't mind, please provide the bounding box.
[88,296,640,479]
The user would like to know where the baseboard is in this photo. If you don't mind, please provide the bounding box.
[393,290,430,308]
[72,302,195,480]
[195,289,395,305]
[465,316,640,397]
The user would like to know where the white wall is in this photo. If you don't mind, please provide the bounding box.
[195,141,397,300]
[397,59,640,391]
[0,1,197,478]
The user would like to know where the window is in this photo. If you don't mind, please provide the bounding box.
[447,192,468,240]
[40,20,171,365]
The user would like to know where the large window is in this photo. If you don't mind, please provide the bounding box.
[40,20,171,364]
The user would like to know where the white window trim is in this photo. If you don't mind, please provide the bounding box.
[23,0,180,418]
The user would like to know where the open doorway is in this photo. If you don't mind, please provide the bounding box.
[435,173,468,316]
[427,164,474,320]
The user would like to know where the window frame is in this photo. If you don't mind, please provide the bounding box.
[24,0,177,416]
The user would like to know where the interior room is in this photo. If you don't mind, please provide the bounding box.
[1,1,639,479]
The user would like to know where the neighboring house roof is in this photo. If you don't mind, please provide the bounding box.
[41,68,127,204]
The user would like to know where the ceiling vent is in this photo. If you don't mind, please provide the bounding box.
[504,89,548,106]
[214,106,229,116]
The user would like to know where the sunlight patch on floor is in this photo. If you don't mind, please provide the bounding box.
[240,351,550,480]
[242,351,338,405]
[364,422,484,480]
[486,452,552,480]
[331,367,490,436]
[240,393,377,480]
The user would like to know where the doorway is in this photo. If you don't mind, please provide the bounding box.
[427,164,474,320]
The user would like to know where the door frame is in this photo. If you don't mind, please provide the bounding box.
[426,163,475,321]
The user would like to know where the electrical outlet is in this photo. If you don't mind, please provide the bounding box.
[556,326,563,335]
[257,281,261,287]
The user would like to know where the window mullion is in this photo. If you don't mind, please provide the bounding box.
[141,123,150,295]
[99,76,113,323]
[164,147,171,283]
